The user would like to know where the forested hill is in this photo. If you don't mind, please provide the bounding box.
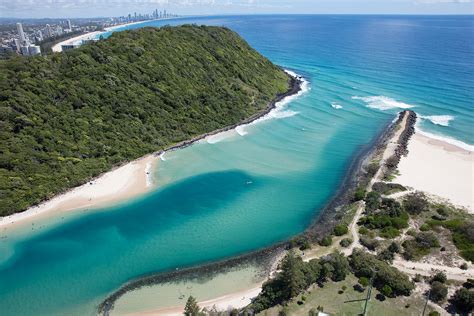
[0,25,290,216]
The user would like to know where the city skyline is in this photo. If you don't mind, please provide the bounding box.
[1,0,473,18]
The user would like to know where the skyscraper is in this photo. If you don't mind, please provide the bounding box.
[67,19,72,30]
[16,23,26,44]
[45,24,53,38]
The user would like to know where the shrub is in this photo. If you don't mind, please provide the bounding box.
[403,193,429,215]
[340,238,353,248]
[463,279,474,289]
[436,205,449,217]
[431,272,447,284]
[359,277,369,287]
[428,312,440,316]
[450,288,474,314]
[388,241,401,253]
[290,236,311,251]
[351,250,414,296]
[380,226,401,239]
[407,229,417,236]
[428,218,474,262]
[416,232,440,248]
[372,182,406,195]
[365,191,382,213]
[360,236,380,251]
[377,247,395,263]
[366,162,379,178]
[354,186,366,201]
[319,236,332,247]
[381,284,393,297]
[420,223,430,231]
[334,224,349,236]
[413,274,423,283]
[430,281,447,303]
[359,227,369,235]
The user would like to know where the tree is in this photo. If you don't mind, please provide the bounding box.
[351,250,414,296]
[323,252,350,282]
[451,288,474,314]
[365,191,381,213]
[184,296,200,316]
[0,26,290,216]
[403,193,429,215]
[319,236,332,247]
[340,238,353,247]
[359,277,369,287]
[354,186,366,201]
[430,281,447,303]
[280,252,307,299]
[334,224,349,236]
[381,284,393,297]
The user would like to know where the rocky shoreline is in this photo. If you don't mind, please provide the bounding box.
[152,71,302,157]
[305,110,417,241]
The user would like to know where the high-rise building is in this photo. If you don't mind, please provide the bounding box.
[13,39,21,52]
[56,25,63,36]
[45,24,53,38]
[16,23,26,44]
[67,19,72,30]
[164,10,167,18]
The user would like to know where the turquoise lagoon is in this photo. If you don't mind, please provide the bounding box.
[0,15,473,315]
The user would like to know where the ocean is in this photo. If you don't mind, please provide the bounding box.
[0,15,472,315]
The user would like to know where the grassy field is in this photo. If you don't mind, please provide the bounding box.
[257,274,437,316]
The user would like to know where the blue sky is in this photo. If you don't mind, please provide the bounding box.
[2,0,473,18]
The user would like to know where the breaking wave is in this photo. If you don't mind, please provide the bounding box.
[331,102,343,109]
[419,115,454,127]
[352,96,414,111]
[235,70,308,136]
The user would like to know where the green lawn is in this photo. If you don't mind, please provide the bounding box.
[258,274,437,316]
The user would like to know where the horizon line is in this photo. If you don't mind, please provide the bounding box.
[1,13,474,20]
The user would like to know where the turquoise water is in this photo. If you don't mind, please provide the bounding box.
[1,15,473,315]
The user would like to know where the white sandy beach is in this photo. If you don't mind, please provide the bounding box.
[127,287,261,316]
[0,155,157,230]
[52,17,182,53]
[394,131,474,212]
[51,31,103,52]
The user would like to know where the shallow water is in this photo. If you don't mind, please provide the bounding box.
[0,15,472,315]
[112,264,265,314]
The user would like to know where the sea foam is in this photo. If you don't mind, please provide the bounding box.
[415,125,474,152]
[159,152,167,161]
[331,102,343,109]
[419,115,454,127]
[352,96,414,111]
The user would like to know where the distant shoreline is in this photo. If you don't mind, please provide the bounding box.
[51,17,185,52]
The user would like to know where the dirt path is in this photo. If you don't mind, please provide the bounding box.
[392,259,474,281]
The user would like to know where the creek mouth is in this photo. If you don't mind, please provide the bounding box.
[98,87,408,315]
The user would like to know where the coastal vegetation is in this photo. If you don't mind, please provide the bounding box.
[250,250,413,313]
[0,25,291,216]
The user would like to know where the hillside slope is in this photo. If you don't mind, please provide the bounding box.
[0,25,291,215]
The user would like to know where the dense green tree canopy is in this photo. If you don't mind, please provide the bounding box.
[0,25,290,215]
